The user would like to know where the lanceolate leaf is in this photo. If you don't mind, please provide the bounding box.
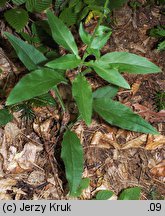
[100,52,161,74]
[47,10,78,56]
[74,178,90,197]
[4,8,29,31]
[4,32,47,71]
[46,54,81,69]
[79,23,91,45]
[118,187,141,200]
[91,62,130,89]
[93,85,118,99]
[72,74,92,125]
[61,130,83,196]
[93,97,159,134]
[90,26,112,49]
[0,108,13,126]
[6,68,66,105]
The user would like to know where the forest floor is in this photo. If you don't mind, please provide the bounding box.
[0,2,165,200]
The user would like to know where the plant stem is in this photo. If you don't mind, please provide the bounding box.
[89,0,109,45]
[82,68,92,76]
[53,86,65,111]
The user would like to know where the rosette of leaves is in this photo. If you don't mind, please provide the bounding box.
[4,9,161,196]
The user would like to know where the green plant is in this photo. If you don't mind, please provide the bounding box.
[129,1,142,10]
[149,25,165,51]
[156,91,165,111]
[55,0,129,26]
[3,0,161,196]
[2,0,52,32]
[96,187,141,200]
[1,0,128,31]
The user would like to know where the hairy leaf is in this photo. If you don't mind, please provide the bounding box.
[118,187,141,200]
[6,68,66,105]
[46,54,81,69]
[96,190,114,200]
[4,8,29,31]
[93,85,118,99]
[12,0,26,5]
[60,7,78,26]
[72,74,92,125]
[100,52,161,74]
[90,62,130,89]
[26,0,52,12]
[4,32,47,71]
[61,130,83,196]
[47,10,78,56]
[93,97,159,134]
[0,108,13,126]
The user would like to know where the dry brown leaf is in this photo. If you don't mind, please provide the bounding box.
[149,110,165,123]
[91,131,120,149]
[122,134,147,149]
[13,187,27,200]
[6,146,19,173]
[0,178,17,193]
[74,124,84,143]
[131,80,141,95]
[91,131,103,145]
[15,142,42,170]
[0,47,17,80]
[145,135,165,150]
[4,123,21,143]
[150,160,165,177]
[0,153,4,177]
[41,183,60,199]
[0,193,12,200]
[33,119,52,137]
[0,135,8,170]
[27,170,45,186]
[6,142,43,173]
[130,43,146,53]
[133,104,165,122]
